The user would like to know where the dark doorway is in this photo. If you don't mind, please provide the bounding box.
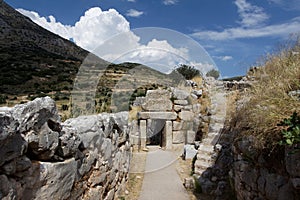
[146,119,166,147]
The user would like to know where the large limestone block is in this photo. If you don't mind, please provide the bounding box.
[142,99,172,111]
[138,112,177,120]
[34,158,77,200]
[165,121,173,150]
[173,131,185,144]
[145,89,171,100]
[179,111,194,121]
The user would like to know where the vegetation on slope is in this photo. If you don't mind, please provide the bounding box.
[233,37,300,149]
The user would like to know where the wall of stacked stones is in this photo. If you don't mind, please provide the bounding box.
[0,97,131,200]
[130,86,203,149]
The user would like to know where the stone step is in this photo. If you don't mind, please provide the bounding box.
[210,116,225,123]
[206,132,220,139]
[198,144,214,153]
[194,160,214,169]
[201,138,213,144]
[209,124,224,132]
[196,153,213,162]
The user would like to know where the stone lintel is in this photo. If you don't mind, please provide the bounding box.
[138,112,177,120]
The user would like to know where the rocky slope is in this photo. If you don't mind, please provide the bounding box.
[0,0,105,95]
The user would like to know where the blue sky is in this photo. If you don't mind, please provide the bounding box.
[5,0,300,77]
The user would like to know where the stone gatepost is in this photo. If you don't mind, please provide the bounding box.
[165,121,173,150]
[140,120,147,150]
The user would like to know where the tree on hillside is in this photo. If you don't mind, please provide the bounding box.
[173,64,202,80]
[206,69,220,79]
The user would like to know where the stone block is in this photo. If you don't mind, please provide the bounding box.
[172,121,182,131]
[187,130,196,144]
[173,131,185,144]
[174,105,183,112]
[179,111,194,121]
[182,121,193,130]
[174,100,188,105]
[183,144,197,159]
[138,112,177,120]
[183,105,193,110]
[165,121,173,150]
[146,89,171,100]
[142,99,172,111]
[140,120,147,149]
[172,88,190,100]
[34,158,77,200]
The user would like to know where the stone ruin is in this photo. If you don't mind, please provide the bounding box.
[0,97,130,200]
[130,85,203,151]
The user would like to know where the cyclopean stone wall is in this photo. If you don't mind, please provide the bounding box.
[0,97,131,200]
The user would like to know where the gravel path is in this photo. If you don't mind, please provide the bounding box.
[139,146,190,200]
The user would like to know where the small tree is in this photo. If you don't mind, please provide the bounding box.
[173,64,201,80]
[206,69,220,79]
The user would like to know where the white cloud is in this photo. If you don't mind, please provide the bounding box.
[126,9,144,17]
[163,0,178,5]
[192,17,300,40]
[127,0,136,2]
[192,0,300,41]
[72,7,130,51]
[17,7,211,74]
[18,7,130,52]
[17,9,72,40]
[234,0,269,27]
[214,56,233,61]
[268,0,300,11]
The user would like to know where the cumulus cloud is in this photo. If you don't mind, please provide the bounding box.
[17,8,72,39]
[235,0,269,27]
[17,7,212,74]
[126,9,144,17]
[71,7,130,51]
[163,0,178,5]
[17,7,130,51]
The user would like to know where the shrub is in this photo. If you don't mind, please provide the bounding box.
[278,112,300,145]
[206,69,220,79]
[173,64,202,80]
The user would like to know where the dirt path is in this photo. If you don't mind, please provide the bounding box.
[138,146,190,200]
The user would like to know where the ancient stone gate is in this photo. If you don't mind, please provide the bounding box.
[130,87,202,150]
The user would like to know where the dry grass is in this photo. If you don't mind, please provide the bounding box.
[233,38,300,148]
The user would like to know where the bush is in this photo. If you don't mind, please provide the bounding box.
[173,64,201,80]
[206,69,220,79]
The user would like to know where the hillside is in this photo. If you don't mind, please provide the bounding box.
[0,0,184,118]
[0,0,94,95]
